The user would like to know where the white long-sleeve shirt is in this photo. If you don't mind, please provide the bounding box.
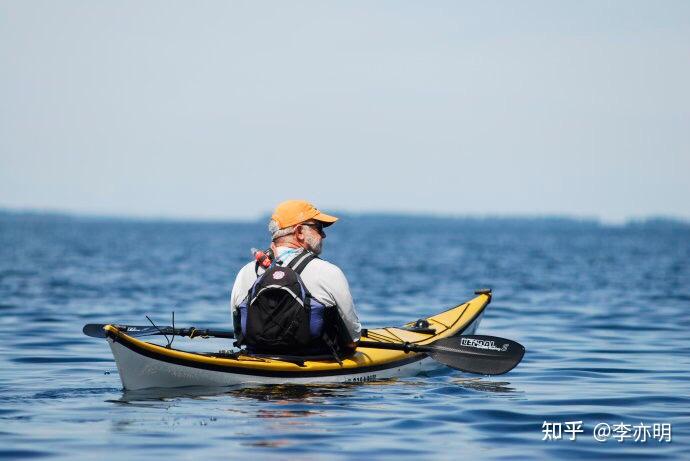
[230,247,361,342]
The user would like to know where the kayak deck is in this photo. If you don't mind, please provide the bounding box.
[106,292,490,389]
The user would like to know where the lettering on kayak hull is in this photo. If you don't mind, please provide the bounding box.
[345,374,378,383]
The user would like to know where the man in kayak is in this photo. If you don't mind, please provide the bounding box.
[230,200,361,357]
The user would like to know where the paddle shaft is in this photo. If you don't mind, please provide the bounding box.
[358,340,503,357]
[357,340,493,356]
[82,323,235,339]
[357,340,431,353]
[169,327,235,339]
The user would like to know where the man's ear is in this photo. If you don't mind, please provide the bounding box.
[293,225,305,243]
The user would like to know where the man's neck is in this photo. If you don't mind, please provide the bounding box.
[271,240,304,254]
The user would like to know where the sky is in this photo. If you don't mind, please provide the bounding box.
[1,1,688,222]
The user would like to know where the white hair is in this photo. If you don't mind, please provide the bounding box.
[268,219,295,240]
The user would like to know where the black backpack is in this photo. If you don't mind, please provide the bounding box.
[235,251,333,353]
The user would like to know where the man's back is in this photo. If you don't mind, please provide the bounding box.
[230,249,361,343]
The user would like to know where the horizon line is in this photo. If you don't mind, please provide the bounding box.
[1,205,689,227]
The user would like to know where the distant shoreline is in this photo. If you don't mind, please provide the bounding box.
[0,207,688,229]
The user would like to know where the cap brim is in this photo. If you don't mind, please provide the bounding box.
[313,212,338,227]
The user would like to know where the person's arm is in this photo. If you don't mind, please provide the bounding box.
[314,263,361,342]
[230,262,255,314]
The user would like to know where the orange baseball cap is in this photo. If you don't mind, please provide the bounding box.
[271,200,339,229]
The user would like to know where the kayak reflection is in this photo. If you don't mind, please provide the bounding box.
[113,377,513,406]
[114,381,396,405]
[113,385,236,405]
[450,378,519,394]
[228,383,358,402]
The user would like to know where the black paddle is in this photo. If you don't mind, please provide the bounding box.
[358,335,525,375]
[82,323,236,339]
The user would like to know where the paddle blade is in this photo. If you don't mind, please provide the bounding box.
[429,335,525,375]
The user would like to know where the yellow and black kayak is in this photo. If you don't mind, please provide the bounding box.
[103,292,491,390]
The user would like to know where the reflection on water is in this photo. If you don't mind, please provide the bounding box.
[256,409,319,419]
[113,386,236,404]
[244,439,291,448]
[228,384,356,402]
[450,378,519,394]
[115,383,364,404]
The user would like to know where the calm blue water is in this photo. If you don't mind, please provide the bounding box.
[1,213,689,460]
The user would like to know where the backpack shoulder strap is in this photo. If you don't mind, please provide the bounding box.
[286,250,319,274]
